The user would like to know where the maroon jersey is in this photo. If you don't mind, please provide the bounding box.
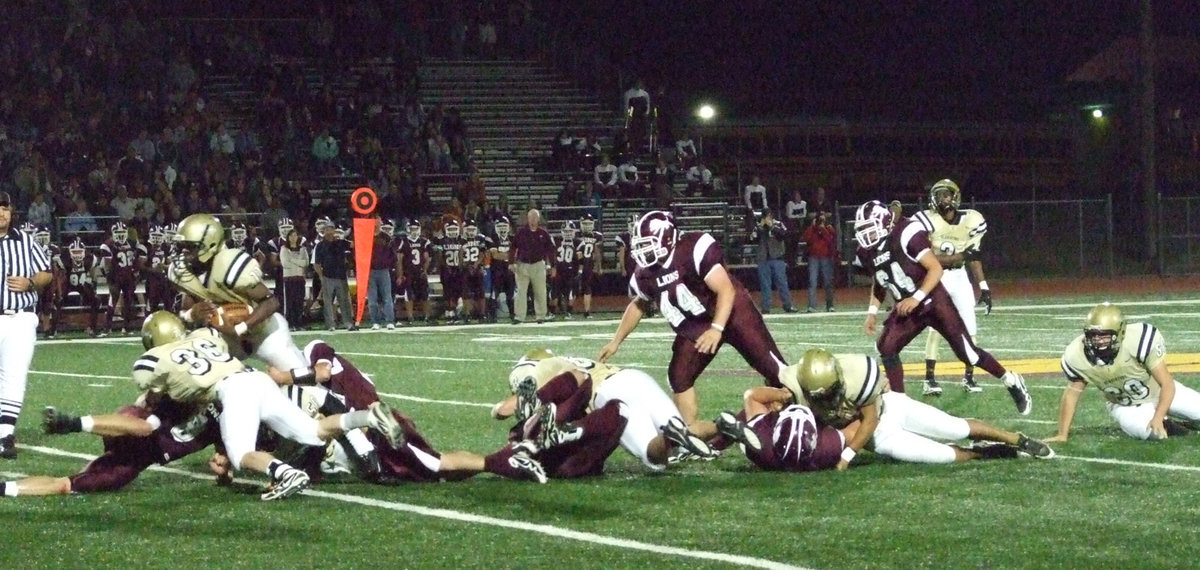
[854,217,940,305]
[462,235,492,271]
[553,236,579,273]
[146,243,172,276]
[489,234,513,273]
[98,239,146,282]
[436,236,466,268]
[744,405,843,472]
[58,251,100,290]
[303,340,380,411]
[576,231,604,267]
[396,236,433,275]
[629,232,733,341]
[228,236,266,259]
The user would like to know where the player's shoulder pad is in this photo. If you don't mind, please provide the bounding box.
[1125,322,1163,364]
[1060,335,1088,381]
[213,248,262,289]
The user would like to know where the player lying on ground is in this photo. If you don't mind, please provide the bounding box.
[1048,303,1200,442]
[132,311,405,500]
[706,395,856,473]
[268,340,549,483]
[493,349,714,471]
[765,348,1053,468]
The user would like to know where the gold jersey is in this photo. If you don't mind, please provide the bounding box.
[131,328,250,404]
[1061,323,1166,406]
[912,208,987,258]
[781,353,884,428]
[510,356,622,410]
[168,247,263,307]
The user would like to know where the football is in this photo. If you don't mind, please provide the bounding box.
[210,303,253,328]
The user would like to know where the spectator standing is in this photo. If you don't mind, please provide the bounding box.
[26,193,53,229]
[784,189,808,264]
[751,209,796,314]
[366,223,397,330]
[744,175,768,214]
[277,230,309,328]
[676,131,698,168]
[0,191,53,458]
[313,223,355,331]
[803,211,838,312]
[510,209,554,324]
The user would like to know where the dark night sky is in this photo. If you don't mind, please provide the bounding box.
[554,1,1199,122]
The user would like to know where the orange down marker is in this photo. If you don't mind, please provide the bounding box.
[350,187,378,326]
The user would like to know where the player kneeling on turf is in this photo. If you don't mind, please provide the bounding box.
[1049,303,1200,442]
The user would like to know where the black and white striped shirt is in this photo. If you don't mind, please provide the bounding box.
[0,228,51,312]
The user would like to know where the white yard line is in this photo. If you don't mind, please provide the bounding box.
[376,391,494,409]
[19,444,809,570]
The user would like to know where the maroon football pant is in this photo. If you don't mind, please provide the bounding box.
[667,292,787,393]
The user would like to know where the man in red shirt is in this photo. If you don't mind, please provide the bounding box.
[510,209,555,324]
[803,211,838,312]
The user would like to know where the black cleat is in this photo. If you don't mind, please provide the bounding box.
[661,417,715,459]
[1016,433,1055,459]
[0,435,16,459]
[43,406,80,434]
[922,379,943,396]
[715,411,762,452]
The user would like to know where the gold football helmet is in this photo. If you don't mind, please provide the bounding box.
[797,348,844,408]
[174,213,225,266]
[508,348,555,393]
[141,311,187,350]
[929,179,961,213]
[1083,302,1124,365]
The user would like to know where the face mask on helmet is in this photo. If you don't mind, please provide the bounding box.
[929,179,961,213]
[580,218,595,233]
[380,220,395,236]
[854,201,893,249]
[19,222,36,235]
[335,227,347,240]
[495,221,510,240]
[631,211,676,268]
[561,224,576,241]
[407,224,422,240]
[278,218,294,238]
[148,227,165,246]
[1083,303,1124,365]
[69,240,86,263]
[34,228,51,248]
[111,223,128,244]
[464,223,478,239]
[230,225,248,243]
[797,349,845,408]
[445,223,460,239]
[162,224,177,242]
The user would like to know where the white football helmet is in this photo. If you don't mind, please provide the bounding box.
[630,210,677,268]
[494,217,511,240]
[111,221,129,244]
[379,219,396,237]
[406,221,422,240]
[277,217,295,239]
[853,200,894,249]
[444,219,461,239]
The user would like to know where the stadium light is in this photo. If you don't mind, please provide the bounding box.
[697,104,716,121]
[1092,109,1104,119]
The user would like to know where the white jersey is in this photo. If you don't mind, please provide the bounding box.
[780,353,884,429]
[1061,323,1166,406]
[912,208,987,261]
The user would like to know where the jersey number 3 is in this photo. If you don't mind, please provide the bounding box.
[170,339,233,376]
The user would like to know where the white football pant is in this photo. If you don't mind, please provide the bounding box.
[247,312,306,370]
[593,369,682,471]
[1108,381,1200,440]
[216,370,327,470]
[872,392,971,464]
[924,267,978,361]
[0,312,38,438]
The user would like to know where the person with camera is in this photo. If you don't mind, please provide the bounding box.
[751,209,796,314]
[803,210,838,312]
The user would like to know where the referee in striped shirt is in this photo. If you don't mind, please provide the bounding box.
[0,191,53,459]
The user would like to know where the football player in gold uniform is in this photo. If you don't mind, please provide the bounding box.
[912,179,992,395]
[750,348,1052,468]
[168,213,306,370]
[1049,303,1200,441]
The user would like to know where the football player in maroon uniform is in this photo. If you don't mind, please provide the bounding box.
[613,215,637,286]
[23,224,58,337]
[852,200,1031,414]
[460,219,491,323]
[394,221,434,324]
[550,221,580,318]
[56,238,105,336]
[598,210,789,426]
[435,218,466,323]
[144,225,175,312]
[227,221,267,264]
[98,221,147,335]
[712,389,854,473]
[576,214,604,318]
[487,216,516,322]
[268,340,549,483]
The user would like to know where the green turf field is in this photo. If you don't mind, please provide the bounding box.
[4,293,1200,569]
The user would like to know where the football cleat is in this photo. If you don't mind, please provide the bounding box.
[715,411,762,453]
[356,450,382,481]
[0,435,15,459]
[661,416,715,459]
[508,450,549,484]
[261,468,310,501]
[1004,371,1032,415]
[962,377,983,393]
[512,375,540,424]
[43,406,80,435]
[1015,433,1055,459]
[667,448,721,463]
[922,379,943,396]
[969,441,1020,460]
[367,401,406,449]
[535,403,583,450]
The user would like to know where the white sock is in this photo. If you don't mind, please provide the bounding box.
[344,428,375,456]
[1002,371,1017,387]
[339,410,371,431]
[3,482,18,497]
[80,416,95,433]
